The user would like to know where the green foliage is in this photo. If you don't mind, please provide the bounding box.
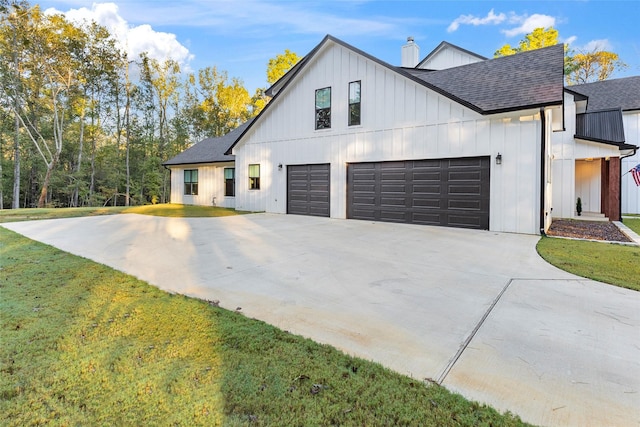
[0,227,529,426]
[494,26,626,84]
[266,49,302,85]
[0,0,271,208]
[576,197,582,215]
[565,50,627,85]
[537,237,640,291]
[494,27,560,56]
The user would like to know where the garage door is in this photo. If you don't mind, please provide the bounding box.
[347,157,490,229]
[287,164,330,217]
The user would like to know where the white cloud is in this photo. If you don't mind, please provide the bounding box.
[44,3,194,68]
[447,9,506,33]
[502,13,556,37]
[580,39,612,52]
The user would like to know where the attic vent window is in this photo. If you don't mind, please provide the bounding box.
[349,81,361,126]
[315,87,331,129]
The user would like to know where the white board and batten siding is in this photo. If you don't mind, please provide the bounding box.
[233,40,544,234]
[418,44,484,70]
[550,93,621,219]
[621,111,640,214]
[168,162,235,208]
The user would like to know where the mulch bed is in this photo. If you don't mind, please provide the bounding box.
[547,219,631,242]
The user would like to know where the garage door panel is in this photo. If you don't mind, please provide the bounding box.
[380,197,407,206]
[412,184,441,194]
[381,184,406,193]
[449,171,481,181]
[287,164,330,217]
[413,171,442,181]
[448,199,482,210]
[380,210,407,222]
[347,157,489,230]
[413,198,442,209]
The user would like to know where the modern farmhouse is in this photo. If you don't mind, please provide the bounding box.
[164,35,639,233]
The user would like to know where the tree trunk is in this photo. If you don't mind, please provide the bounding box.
[37,156,58,208]
[125,78,131,207]
[72,107,86,207]
[12,111,21,209]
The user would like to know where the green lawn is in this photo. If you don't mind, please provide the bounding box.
[0,227,528,426]
[622,217,640,234]
[0,204,245,223]
[537,237,640,291]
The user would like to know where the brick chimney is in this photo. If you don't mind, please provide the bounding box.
[401,36,419,68]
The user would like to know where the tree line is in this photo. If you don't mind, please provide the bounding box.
[1,1,625,210]
[0,1,301,209]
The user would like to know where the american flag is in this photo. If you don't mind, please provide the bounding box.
[631,164,640,186]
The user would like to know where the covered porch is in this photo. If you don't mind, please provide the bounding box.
[575,156,621,220]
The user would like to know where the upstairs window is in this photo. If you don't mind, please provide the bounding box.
[315,87,331,129]
[224,167,235,196]
[349,81,361,126]
[249,164,260,190]
[184,169,198,195]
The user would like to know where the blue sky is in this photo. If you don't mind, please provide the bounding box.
[39,0,639,93]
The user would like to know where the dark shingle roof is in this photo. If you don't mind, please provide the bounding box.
[569,76,640,112]
[404,44,565,114]
[163,120,253,166]
[226,36,565,154]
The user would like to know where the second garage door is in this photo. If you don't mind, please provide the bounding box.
[287,164,330,217]
[347,157,490,229]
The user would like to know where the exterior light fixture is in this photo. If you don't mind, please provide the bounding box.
[278,163,283,170]
[496,153,502,165]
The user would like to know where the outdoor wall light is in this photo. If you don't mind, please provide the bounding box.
[278,163,283,170]
[496,153,502,165]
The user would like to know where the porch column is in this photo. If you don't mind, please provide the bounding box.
[602,157,621,221]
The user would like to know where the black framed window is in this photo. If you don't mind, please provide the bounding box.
[184,169,198,195]
[349,81,361,126]
[249,164,260,190]
[315,87,331,129]
[224,167,235,196]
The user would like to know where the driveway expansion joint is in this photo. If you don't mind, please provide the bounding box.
[436,278,514,385]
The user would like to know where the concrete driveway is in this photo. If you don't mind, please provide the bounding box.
[3,213,639,426]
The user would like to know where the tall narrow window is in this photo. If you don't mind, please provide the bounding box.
[315,87,331,129]
[249,164,260,190]
[224,167,235,196]
[349,81,361,126]
[184,169,198,195]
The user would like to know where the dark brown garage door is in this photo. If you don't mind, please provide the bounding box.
[287,164,330,217]
[347,157,490,229]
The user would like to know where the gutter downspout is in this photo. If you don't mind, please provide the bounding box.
[540,107,547,236]
[620,147,639,222]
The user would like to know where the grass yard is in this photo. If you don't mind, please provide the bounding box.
[536,237,640,291]
[622,217,640,234]
[0,204,244,223]
[0,227,528,426]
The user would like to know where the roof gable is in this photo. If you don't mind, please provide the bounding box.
[416,41,487,70]
[227,36,565,153]
[569,76,640,112]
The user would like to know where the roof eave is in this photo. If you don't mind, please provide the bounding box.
[163,158,235,167]
[574,135,628,147]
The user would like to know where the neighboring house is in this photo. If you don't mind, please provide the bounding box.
[167,35,638,234]
[567,77,640,215]
[163,120,253,208]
